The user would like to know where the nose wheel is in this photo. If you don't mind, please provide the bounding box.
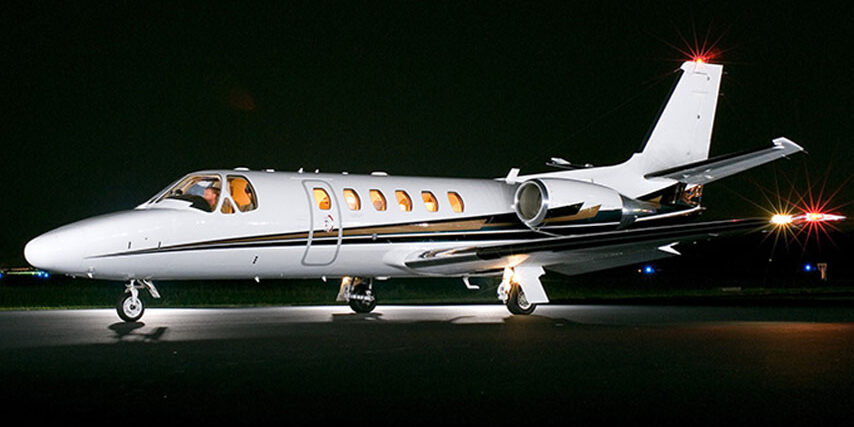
[116,279,160,322]
[117,290,144,322]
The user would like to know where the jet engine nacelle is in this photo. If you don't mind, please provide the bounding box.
[513,178,651,228]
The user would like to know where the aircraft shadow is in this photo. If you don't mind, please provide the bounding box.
[108,322,168,342]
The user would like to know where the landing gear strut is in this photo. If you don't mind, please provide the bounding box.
[338,277,377,314]
[116,279,160,322]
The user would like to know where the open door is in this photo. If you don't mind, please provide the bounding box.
[301,180,342,266]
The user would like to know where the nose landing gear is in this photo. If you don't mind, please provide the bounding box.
[116,279,160,322]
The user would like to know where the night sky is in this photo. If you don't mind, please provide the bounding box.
[2,1,851,266]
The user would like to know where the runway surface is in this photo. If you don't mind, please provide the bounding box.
[1,304,852,423]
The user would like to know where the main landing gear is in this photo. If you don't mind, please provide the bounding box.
[337,277,377,314]
[497,266,548,316]
[116,279,161,322]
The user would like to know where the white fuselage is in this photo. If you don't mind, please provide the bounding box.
[28,169,625,281]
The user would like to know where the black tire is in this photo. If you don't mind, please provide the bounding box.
[348,283,377,314]
[506,284,536,315]
[117,292,145,322]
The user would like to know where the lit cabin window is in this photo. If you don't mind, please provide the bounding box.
[395,190,412,212]
[313,188,331,210]
[343,189,360,211]
[157,174,223,212]
[227,175,258,212]
[370,189,386,211]
[221,198,236,214]
[422,191,438,212]
[448,191,464,213]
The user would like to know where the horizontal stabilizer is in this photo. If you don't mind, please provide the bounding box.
[645,137,804,185]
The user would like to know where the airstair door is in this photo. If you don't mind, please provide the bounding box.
[301,180,342,266]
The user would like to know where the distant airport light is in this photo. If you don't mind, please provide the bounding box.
[804,264,814,272]
[770,212,845,226]
[642,265,655,275]
[770,214,794,225]
[805,212,824,222]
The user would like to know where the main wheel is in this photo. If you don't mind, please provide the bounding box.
[117,292,145,322]
[348,282,377,314]
[506,284,536,315]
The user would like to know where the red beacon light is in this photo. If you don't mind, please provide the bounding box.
[802,212,845,222]
[805,212,824,222]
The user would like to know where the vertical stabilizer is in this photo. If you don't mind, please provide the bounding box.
[634,61,723,174]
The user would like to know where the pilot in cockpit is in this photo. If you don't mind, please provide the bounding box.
[202,186,220,211]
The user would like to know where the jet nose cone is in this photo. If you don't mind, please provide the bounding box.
[24,233,58,271]
[24,229,84,274]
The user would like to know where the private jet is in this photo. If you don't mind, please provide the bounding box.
[25,60,808,321]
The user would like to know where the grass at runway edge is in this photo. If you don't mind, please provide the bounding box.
[1,274,853,310]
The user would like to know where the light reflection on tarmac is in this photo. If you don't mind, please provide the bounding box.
[0,304,852,423]
[1,304,852,349]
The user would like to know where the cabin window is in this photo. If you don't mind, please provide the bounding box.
[227,175,258,212]
[448,192,464,213]
[343,189,361,211]
[370,189,386,211]
[313,188,331,210]
[395,190,412,212]
[158,174,223,212]
[221,198,236,214]
[422,191,438,212]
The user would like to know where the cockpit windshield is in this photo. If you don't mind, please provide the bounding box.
[155,174,223,212]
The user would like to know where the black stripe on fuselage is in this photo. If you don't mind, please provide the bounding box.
[88,210,627,259]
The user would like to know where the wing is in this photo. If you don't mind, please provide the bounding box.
[404,217,769,276]
[644,137,803,185]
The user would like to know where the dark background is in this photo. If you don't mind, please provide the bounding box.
[1,1,851,273]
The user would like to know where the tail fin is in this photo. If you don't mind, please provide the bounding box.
[524,61,801,200]
[634,61,723,174]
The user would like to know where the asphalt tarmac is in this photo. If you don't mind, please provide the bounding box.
[1,304,852,424]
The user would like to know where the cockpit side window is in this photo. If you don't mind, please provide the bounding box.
[227,175,258,212]
[221,198,236,214]
[157,174,223,212]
